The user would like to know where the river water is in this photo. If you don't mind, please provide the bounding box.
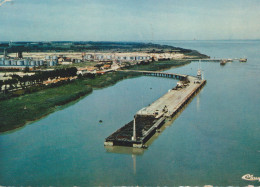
[0,40,259,186]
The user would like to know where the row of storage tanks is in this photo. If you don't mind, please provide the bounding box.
[84,54,151,61]
[116,56,151,60]
[0,58,58,66]
[45,56,58,60]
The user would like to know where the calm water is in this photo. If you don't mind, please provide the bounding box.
[0,40,259,186]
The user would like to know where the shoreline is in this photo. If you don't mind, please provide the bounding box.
[0,59,200,133]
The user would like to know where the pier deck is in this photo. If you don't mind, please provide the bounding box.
[104,73,206,148]
[137,76,204,118]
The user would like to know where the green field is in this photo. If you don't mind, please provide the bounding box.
[0,82,92,132]
[0,60,190,133]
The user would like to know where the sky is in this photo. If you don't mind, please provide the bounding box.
[0,0,260,41]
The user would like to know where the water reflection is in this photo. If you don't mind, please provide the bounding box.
[196,93,200,111]
[132,154,136,175]
[105,145,145,155]
[105,146,139,175]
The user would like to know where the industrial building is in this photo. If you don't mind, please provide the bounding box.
[83,53,152,62]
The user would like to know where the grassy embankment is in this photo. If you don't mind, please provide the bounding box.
[0,60,190,133]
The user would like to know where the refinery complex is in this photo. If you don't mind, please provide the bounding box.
[0,49,184,71]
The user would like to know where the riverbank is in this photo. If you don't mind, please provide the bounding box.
[0,60,191,133]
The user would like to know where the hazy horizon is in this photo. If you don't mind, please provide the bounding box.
[1,0,260,41]
[1,39,260,43]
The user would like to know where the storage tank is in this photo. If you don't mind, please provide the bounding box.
[11,60,17,65]
[17,60,24,66]
[88,54,92,60]
[24,59,29,66]
[49,61,56,66]
[4,60,11,65]
[30,61,36,66]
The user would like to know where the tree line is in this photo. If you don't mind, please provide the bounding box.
[0,67,77,93]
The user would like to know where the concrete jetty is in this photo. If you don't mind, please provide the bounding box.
[104,71,206,148]
[191,58,247,64]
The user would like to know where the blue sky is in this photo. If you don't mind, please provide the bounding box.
[0,0,260,41]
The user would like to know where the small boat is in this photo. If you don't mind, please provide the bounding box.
[220,59,227,65]
[227,59,233,62]
[99,120,103,123]
[239,58,247,62]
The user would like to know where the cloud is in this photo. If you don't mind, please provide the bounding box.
[0,0,12,7]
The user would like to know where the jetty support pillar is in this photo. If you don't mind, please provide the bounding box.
[132,115,136,141]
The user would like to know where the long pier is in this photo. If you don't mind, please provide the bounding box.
[118,70,189,81]
[190,58,247,63]
[104,71,206,148]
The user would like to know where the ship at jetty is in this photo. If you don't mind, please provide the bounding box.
[239,58,247,62]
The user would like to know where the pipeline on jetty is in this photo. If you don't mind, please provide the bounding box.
[191,58,247,65]
[104,70,206,148]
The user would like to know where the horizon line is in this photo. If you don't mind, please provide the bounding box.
[0,39,260,43]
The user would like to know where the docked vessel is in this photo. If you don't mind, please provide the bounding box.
[239,58,247,62]
[220,59,227,65]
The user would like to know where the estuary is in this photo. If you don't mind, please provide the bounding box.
[0,40,259,186]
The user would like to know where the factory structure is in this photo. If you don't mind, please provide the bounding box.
[82,53,152,62]
[0,50,61,70]
[0,49,183,70]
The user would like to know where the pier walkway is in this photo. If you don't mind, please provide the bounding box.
[137,76,205,118]
[118,70,189,80]
[187,58,247,63]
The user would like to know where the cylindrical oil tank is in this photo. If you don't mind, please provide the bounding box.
[17,60,24,66]
[11,60,16,65]
[4,60,11,65]
[49,61,55,66]
[30,61,36,66]
[24,59,29,66]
